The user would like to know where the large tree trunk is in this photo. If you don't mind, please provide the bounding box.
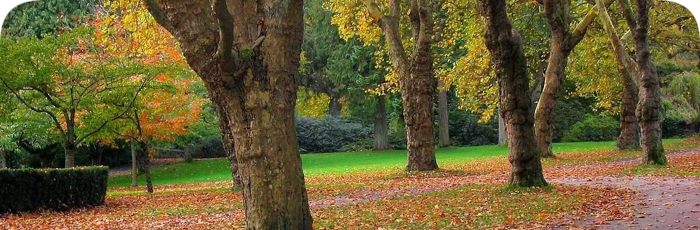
[365,0,438,171]
[618,72,641,150]
[481,0,547,187]
[146,0,313,228]
[328,95,342,117]
[595,0,641,151]
[437,87,451,148]
[534,46,569,158]
[535,0,610,158]
[373,95,391,150]
[216,103,242,190]
[630,0,666,165]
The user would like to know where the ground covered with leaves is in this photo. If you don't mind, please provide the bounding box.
[2,139,700,229]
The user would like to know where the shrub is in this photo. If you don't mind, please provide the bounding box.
[448,111,498,146]
[188,137,226,159]
[0,166,108,213]
[662,98,699,137]
[296,116,372,153]
[554,101,588,142]
[563,115,620,142]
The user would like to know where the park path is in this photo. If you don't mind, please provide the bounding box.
[310,149,700,229]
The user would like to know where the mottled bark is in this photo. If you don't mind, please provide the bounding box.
[481,0,547,187]
[629,0,666,165]
[328,95,342,117]
[362,0,438,171]
[618,72,641,150]
[146,0,313,228]
[373,95,391,150]
[215,103,242,191]
[438,88,451,148]
[536,0,614,158]
[595,0,640,150]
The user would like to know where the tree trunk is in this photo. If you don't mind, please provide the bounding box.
[131,135,138,187]
[498,107,508,146]
[328,95,342,117]
[373,95,391,150]
[536,0,606,158]
[618,71,641,150]
[137,142,154,194]
[0,151,7,169]
[437,87,451,148]
[594,0,641,150]
[146,0,313,228]
[631,0,666,165]
[64,145,76,168]
[216,102,242,191]
[534,45,569,158]
[481,0,547,187]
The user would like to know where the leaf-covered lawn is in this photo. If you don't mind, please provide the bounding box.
[108,139,683,187]
[2,138,699,229]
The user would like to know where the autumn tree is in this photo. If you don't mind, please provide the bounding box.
[0,30,156,168]
[480,0,547,187]
[328,0,439,170]
[144,0,313,228]
[626,0,666,164]
[534,0,617,158]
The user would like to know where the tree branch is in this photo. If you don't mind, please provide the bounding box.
[143,0,176,33]
[0,80,67,138]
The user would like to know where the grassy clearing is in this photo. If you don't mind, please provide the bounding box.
[109,139,682,188]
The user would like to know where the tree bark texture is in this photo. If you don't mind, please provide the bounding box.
[618,71,641,150]
[438,88,451,148]
[535,0,613,158]
[630,0,667,165]
[594,0,641,150]
[146,0,313,228]
[373,95,391,150]
[481,0,547,187]
[362,0,438,171]
[216,103,242,190]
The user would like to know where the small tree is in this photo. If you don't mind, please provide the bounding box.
[0,29,156,168]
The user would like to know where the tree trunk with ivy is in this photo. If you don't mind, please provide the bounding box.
[328,95,342,117]
[628,0,666,164]
[146,0,313,228]
[481,0,547,187]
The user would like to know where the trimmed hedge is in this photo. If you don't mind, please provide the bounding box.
[0,166,108,213]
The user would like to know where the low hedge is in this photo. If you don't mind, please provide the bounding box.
[0,166,108,213]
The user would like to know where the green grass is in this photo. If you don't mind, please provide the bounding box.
[109,139,681,188]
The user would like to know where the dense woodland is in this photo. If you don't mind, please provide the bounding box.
[0,0,699,228]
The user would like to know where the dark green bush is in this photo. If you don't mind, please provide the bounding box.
[563,115,620,142]
[448,111,498,146]
[554,101,588,142]
[662,98,699,137]
[296,116,372,153]
[0,166,108,213]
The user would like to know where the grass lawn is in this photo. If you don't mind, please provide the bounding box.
[109,139,681,188]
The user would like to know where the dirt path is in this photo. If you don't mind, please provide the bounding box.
[551,176,700,229]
